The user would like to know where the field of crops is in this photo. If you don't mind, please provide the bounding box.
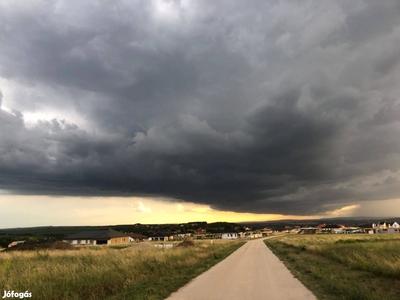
[265,234,400,300]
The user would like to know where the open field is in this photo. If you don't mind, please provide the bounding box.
[265,234,400,300]
[0,240,244,300]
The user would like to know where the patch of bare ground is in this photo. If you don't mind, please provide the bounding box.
[2,241,77,252]
[176,240,195,247]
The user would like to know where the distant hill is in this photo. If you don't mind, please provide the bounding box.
[1,217,399,238]
[238,216,400,228]
[0,221,242,247]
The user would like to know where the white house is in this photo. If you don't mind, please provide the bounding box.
[372,221,400,234]
[221,232,238,239]
[239,231,262,238]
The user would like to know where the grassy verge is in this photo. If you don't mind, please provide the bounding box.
[264,235,400,300]
[0,240,244,300]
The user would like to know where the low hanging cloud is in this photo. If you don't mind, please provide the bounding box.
[0,1,400,216]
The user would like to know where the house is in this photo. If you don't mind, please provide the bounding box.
[372,221,400,234]
[238,231,262,238]
[176,233,192,240]
[63,229,130,245]
[339,227,361,234]
[148,232,173,241]
[221,232,238,239]
[391,222,399,228]
[322,224,344,233]
[358,224,375,234]
[128,233,148,242]
[260,228,273,236]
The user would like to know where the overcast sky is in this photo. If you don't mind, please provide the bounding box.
[1,1,400,226]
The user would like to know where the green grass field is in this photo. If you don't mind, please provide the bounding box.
[0,240,244,300]
[265,234,400,300]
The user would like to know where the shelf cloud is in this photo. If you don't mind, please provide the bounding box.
[1,1,400,216]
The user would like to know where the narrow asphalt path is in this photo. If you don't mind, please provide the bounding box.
[166,238,317,300]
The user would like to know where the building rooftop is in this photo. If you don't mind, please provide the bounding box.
[64,229,129,240]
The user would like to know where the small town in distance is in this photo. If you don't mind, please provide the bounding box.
[1,217,399,250]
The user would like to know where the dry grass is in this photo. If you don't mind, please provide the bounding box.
[0,240,244,300]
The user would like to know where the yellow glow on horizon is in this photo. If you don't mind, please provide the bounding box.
[0,194,318,228]
[7,195,399,228]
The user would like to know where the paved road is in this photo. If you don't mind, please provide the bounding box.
[166,238,317,300]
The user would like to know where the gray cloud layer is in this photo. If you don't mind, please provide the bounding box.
[1,0,400,215]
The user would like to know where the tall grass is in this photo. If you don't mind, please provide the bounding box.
[271,234,400,278]
[0,240,244,300]
[265,234,400,300]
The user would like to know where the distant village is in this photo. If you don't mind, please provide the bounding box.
[62,221,400,247]
[3,220,399,249]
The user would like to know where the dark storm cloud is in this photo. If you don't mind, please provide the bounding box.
[1,0,400,215]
